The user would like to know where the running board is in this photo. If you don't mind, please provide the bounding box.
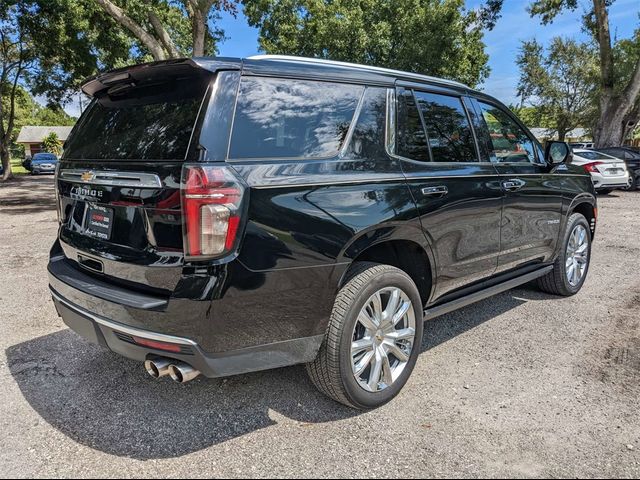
[423,265,553,321]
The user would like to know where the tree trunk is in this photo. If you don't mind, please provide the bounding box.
[593,101,628,148]
[592,0,640,148]
[1,144,12,181]
[187,0,216,57]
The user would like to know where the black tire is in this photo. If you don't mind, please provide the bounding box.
[628,173,639,191]
[306,262,424,409]
[597,188,612,195]
[537,213,591,296]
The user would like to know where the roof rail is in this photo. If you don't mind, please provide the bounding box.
[246,55,470,89]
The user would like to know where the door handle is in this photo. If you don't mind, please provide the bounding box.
[421,185,448,197]
[502,179,525,191]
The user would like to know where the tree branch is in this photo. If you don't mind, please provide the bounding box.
[148,11,181,58]
[593,0,614,93]
[94,0,167,61]
[621,56,640,109]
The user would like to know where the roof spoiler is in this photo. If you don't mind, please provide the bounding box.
[81,57,242,97]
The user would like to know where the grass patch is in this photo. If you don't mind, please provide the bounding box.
[9,158,29,175]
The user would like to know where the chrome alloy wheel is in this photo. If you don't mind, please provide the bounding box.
[350,287,416,393]
[566,224,589,286]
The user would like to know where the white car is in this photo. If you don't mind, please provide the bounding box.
[572,149,630,194]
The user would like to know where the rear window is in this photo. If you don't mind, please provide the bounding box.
[228,77,363,160]
[33,153,57,161]
[63,76,209,161]
[577,151,613,160]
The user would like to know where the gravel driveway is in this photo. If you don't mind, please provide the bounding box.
[1,175,638,478]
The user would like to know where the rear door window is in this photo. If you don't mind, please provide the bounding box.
[64,76,210,161]
[397,89,431,161]
[228,77,363,160]
[413,91,477,163]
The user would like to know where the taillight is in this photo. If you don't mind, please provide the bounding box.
[181,165,245,259]
[583,161,603,173]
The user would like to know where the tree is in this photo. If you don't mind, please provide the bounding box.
[242,0,504,87]
[93,0,238,60]
[42,131,61,156]
[529,0,640,147]
[2,85,75,158]
[613,29,640,142]
[0,3,30,180]
[0,0,133,180]
[516,37,598,141]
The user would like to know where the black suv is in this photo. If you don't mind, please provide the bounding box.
[49,56,597,409]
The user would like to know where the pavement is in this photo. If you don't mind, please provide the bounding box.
[0,175,638,478]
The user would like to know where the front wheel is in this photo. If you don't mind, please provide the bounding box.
[306,262,424,409]
[537,213,592,296]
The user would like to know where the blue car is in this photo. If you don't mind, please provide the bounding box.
[30,153,58,174]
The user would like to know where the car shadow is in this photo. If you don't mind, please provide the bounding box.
[421,285,534,352]
[7,286,537,460]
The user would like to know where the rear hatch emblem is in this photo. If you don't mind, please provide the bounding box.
[81,171,96,182]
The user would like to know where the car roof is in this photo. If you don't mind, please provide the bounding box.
[82,55,480,97]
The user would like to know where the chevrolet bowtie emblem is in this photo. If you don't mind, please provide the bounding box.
[80,171,95,182]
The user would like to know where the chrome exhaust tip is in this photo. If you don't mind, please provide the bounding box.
[144,358,172,379]
[168,362,201,384]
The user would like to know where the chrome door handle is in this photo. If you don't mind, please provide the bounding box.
[502,179,525,191]
[421,185,448,197]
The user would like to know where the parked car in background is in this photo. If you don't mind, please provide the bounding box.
[572,149,630,194]
[30,152,58,174]
[570,142,594,149]
[48,56,597,409]
[593,147,640,191]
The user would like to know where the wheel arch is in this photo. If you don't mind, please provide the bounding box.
[568,194,597,239]
[337,224,436,307]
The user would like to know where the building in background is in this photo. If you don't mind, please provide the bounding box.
[16,126,73,158]
[529,128,592,145]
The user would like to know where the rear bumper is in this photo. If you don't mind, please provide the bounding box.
[48,249,333,377]
[50,285,323,378]
[591,172,629,189]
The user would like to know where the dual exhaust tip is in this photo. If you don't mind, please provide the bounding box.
[144,358,200,384]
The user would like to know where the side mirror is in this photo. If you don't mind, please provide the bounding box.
[545,141,573,165]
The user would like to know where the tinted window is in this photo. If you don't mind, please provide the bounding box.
[397,90,430,161]
[347,87,387,159]
[576,151,614,160]
[64,77,208,160]
[478,102,539,164]
[32,153,57,161]
[414,92,477,163]
[229,77,363,159]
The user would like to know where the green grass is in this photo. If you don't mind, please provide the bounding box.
[9,158,29,175]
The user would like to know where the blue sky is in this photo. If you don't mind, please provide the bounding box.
[62,0,639,116]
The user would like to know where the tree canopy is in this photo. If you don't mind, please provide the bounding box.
[516,37,598,141]
[242,0,504,87]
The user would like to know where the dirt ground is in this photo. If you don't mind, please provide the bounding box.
[0,175,638,478]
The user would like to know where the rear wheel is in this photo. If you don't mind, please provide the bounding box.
[306,262,423,409]
[537,213,591,296]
